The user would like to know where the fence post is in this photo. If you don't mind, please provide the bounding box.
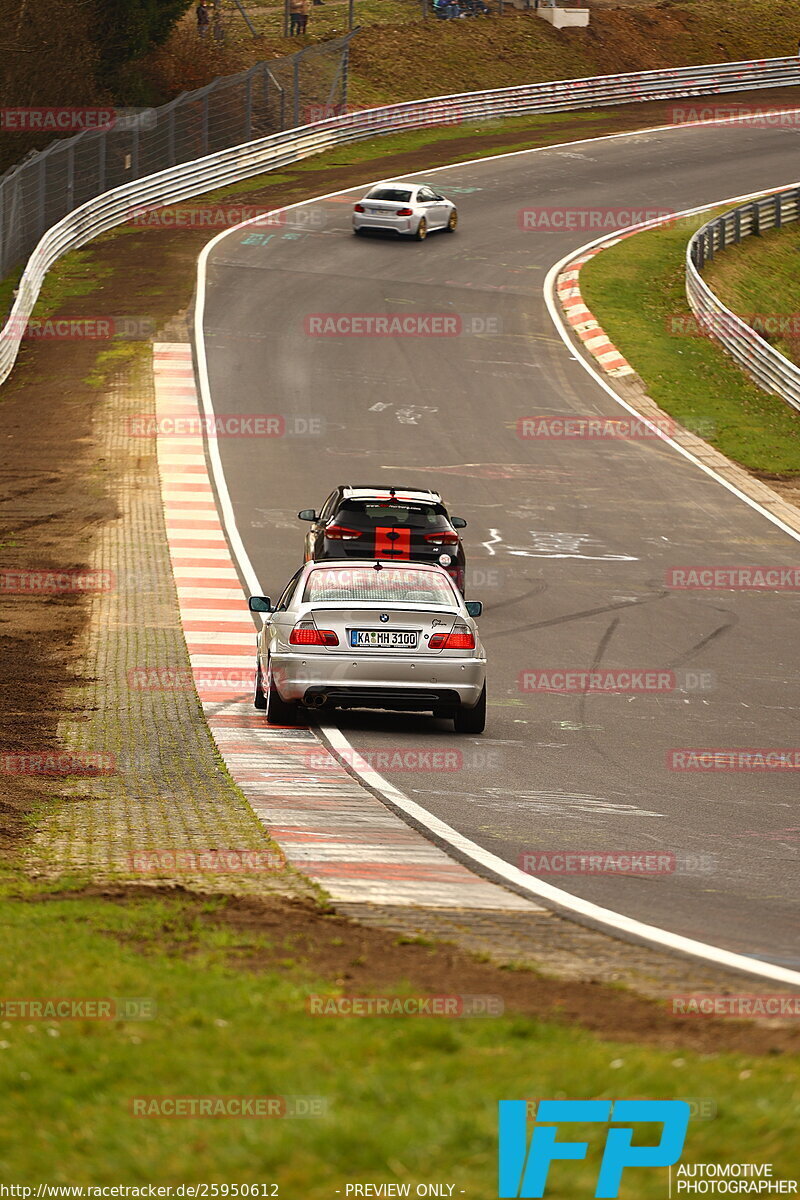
[342,39,351,111]
[293,51,301,127]
[37,155,47,241]
[202,95,210,155]
[244,75,253,141]
[733,207,741,243]
[751,201,760,236]
[774,191,782,229]
[131,124,140,178]
[168,107,177,166]
[97,131,106,195]
[66,144,75,213]
[348,0,354,30]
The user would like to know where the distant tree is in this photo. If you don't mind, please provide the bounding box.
[92,0,195,85]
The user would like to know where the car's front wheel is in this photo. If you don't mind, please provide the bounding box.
[446,209,458,232]
[265,661,299,726]
[415,217,428,241]
[453,684,486,734]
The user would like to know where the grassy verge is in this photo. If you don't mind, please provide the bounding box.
[0,876,798,1187]
[704,221,800,367]
[580,215,800,476]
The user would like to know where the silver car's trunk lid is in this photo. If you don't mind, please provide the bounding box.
[307,606,455,656]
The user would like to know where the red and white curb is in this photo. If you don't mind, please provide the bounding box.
[153,343,538,912]
[556,242,636,377]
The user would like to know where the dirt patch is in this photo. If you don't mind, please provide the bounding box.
[30,883,800,1053]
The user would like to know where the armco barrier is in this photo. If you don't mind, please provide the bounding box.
[686,186,800,413]
[3,55,800,386]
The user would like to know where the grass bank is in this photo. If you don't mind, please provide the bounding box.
[704,220,800,367]
[0,878,798,1186]
[580,215,800,476]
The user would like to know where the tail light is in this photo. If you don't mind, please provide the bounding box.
[429,624,475,650]
[289,625,339,646]
[325,524,362,541]
[396,208,413,216]
[354,204,365,213]
[424,531,459,546]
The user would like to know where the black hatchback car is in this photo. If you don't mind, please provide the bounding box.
[298,485,467,592]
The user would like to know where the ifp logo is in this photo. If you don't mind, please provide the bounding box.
[498,1099,690,1198]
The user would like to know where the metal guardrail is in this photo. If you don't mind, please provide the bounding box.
[3,55,800,387]
[686,185,800,413]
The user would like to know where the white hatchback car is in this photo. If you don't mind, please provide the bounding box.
[353,182,458,240]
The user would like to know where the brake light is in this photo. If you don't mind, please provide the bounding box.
[396,208,413,216]
[289,626,339,646]
[429,625,475,650]
[354,204,365,213]
[424,531,459,546]
[325,524,362,541]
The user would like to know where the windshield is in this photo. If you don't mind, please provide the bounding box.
[366,188,412,203]
[304,566,456,606]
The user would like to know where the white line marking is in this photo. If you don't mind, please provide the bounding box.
[194,119,800,986]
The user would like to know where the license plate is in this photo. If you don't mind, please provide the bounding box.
[350,629,418,649]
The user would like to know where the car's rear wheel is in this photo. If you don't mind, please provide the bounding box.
[265,661,299,726]
[415,217,428,241]
[254,661,267,710]
[353,227,364,236]
[446,209,458,232]
[453,684,486,734]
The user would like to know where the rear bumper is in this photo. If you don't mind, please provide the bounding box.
[270,650,485,710]
[353,214,414,235]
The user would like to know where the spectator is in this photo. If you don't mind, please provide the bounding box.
[196,0,210,36]
[290,0,310,33]
[434,0,460,18]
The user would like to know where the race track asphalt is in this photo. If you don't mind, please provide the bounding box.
[199,116,800,966]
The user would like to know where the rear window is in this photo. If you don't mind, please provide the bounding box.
[337,500,450,530]
[304,566,455,606]
[366,188,412,202]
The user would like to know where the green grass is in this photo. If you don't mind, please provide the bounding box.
[580,213,800,476]
[704,221,800,367]
[0,878,798,1188]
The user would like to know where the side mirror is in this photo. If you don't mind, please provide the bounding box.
[248,595,273,613]
[298,509,317,522]
[452,517,467,529]
[465,600,482,617]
